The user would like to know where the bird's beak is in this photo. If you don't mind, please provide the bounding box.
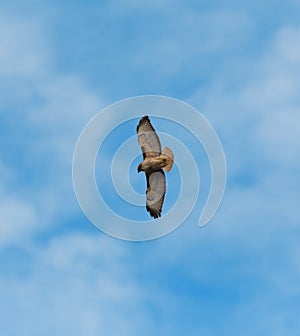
[137,164,142,173]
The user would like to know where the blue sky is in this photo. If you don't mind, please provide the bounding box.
[1,0,300,335]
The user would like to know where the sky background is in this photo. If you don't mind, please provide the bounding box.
[1,0,300,335]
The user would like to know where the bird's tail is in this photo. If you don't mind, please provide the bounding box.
[161,147,174,172]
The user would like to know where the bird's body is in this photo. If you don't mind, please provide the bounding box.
[136,116,174,218]
[138,151,169,173]
[139,157,166,173]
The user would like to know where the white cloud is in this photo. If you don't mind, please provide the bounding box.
[0,15,50,78]
[28,74,103,167]
[274,26,300,63]
[0,197,38,247]
[190,24,300,174]
[0,11,105,246]
[0,232,149,336]
[0,4,300,336]
[250,27,300,167]
[30,75,102,128]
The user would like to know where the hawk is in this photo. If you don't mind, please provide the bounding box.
[137,116,174,218]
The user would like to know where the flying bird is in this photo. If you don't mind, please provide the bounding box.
[137,115,174,218]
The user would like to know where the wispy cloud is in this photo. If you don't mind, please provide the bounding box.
[1,2,300,335]
[0,15,49,78]
[0,232,150,336]
[0,10,103,244]
[0,197,38,247]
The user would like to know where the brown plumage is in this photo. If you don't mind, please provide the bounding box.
[137,116,174,218]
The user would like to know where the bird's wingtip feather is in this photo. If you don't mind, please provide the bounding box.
[137,115,149,132]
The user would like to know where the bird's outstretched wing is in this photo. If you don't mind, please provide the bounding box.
[137,115,161,159]
[146,170,166,218]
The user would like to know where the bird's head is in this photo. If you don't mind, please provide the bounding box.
[137,163,143,173]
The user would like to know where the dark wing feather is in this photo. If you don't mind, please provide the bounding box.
[146,170,166,218]
[137,116,161,159]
